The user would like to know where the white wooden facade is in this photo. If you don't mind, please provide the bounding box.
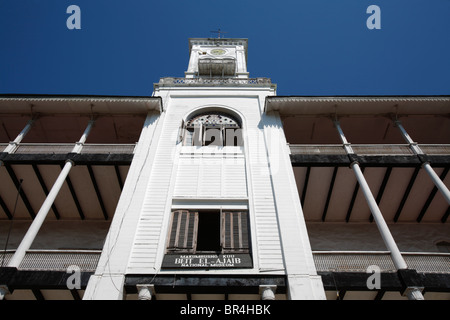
[83,38,325,300]
[0,39,448,301]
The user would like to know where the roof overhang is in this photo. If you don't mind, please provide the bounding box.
[0,95,162,116]
[264,96,450,117]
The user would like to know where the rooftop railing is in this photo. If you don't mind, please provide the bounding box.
[155,77,274,88]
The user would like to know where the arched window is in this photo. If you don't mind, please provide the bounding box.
[182,111,243,147]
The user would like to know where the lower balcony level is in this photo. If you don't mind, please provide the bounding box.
[0,249,448,300]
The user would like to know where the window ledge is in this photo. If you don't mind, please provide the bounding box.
[180,146,244,154]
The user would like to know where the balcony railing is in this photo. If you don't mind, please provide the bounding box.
[0,250,101,272]
[1,250,448,274]
[3,143,136,155]
[352,144,414,155]
[14,143,75,154]
[312,251,450,274]
[290,144,450,156]
[80,144,136,154]
[419,144,450,155]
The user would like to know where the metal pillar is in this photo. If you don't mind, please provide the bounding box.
[6,160,74,268]
[6,119,95,269]
[333,119,424,300]
[0,118,36,299]
[395,120,450,205]
[3,119,35,154]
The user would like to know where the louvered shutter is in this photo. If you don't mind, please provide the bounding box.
[183,128,194,146]
[193,125,203,146]
[167,210,198,253]
[221,211,249,253]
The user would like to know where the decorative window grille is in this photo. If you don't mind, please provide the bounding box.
[182,112,242,147]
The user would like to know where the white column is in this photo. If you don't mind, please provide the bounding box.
[3,119,35,154]
[6,120,95,269]
[334,120,424,300]
[350,163,407,270]
[0,118,36,299]
[7,160,74,268]
[71,119,95,153]
[395,120,450,205]
[422,163,450,204]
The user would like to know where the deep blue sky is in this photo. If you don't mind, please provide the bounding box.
[0,0,449,96]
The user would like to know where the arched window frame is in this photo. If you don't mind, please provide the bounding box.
[181,111,243,147]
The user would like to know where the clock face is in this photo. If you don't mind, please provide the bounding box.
[209,48,226,56]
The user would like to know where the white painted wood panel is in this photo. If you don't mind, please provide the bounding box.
[126,92,285,275]
[174,153,247,199]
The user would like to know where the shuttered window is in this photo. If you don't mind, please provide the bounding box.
[221,211,250,253]
[167,210,198,253]
[166,210,250,254]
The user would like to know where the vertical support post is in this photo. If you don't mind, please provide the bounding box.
[6,119,95,269]
[3,119,35,154]
[72,119,95,154]
[395,120,450,205]
[6,160,74,268]
[422,164,450,204]
[0,118,36,300]
[350,163,407,270]
[333,119,424,300]
[335,120,406,268]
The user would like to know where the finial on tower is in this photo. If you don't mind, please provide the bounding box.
[210,28,228,39]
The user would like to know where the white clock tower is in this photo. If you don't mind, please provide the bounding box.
[185,38,249,79]
[83,38,326,300]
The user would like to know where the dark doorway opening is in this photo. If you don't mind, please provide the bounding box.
[196,211,221,252]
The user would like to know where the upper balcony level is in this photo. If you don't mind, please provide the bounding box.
[0,96,160,222]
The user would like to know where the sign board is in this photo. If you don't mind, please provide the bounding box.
[162,253,253,269]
